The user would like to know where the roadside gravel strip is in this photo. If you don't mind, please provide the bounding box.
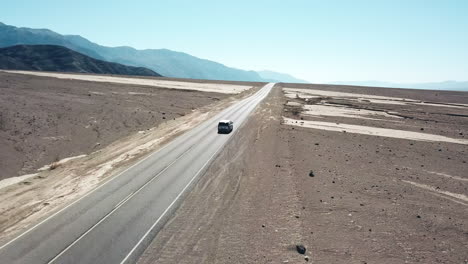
[0,83,274,264]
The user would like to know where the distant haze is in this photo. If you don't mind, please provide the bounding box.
[0,1,467,84]
[257,70,309,83]
[0,22,286,82]
[329,81,468,91]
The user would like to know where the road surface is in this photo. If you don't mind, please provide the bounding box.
[0,83,274,264]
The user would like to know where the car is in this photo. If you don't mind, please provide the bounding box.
[218,120,233,134]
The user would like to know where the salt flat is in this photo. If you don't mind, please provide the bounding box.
[2,70,253,94]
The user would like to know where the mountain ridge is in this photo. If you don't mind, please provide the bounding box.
[257,70,309,83]
[0,44,161,76]
[0,22,301,82]
[329,80,468,91]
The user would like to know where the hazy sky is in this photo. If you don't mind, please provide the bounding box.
[2,0,468,83]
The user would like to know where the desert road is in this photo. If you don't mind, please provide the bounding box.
[0,82,275,264]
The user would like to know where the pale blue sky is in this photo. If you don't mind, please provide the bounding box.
[2,0,468,83]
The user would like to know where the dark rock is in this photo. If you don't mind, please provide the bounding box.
[308,171,315,177]
[296,244,306,254]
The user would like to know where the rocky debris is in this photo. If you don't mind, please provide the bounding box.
[296,244,307,254]
[308,170,315,177]
[304,255,310,262]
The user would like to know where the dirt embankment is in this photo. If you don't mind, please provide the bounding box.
[0,71,232,180]
[138,84,467,264]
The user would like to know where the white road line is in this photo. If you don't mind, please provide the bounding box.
[114,193,134,209]
[119,83,273,264]
[119,132,228,264]
[0,82,273,264]
[47,145,194,264]
[0,136,176,251]
[0,85,258,251]
[48,85,272,263]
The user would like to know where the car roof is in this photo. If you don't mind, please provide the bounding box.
[219,120,232,123]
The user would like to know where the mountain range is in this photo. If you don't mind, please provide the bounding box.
[0,22,307,83]
[0,44,160,76]
[329,80,468,91]
[257,70,309,83]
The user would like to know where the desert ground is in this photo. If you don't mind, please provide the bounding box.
[1,72,467,263]
[0,71,262,242]
[138,84,467,264]
[0,71,264,180]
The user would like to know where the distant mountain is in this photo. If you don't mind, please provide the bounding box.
[0,22,104,60]
[257,70,309,83]
[0,22,271,82]
[329,80,468,91]
[0,45,161,76]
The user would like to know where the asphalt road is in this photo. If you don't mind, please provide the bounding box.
[0,83,274,264]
